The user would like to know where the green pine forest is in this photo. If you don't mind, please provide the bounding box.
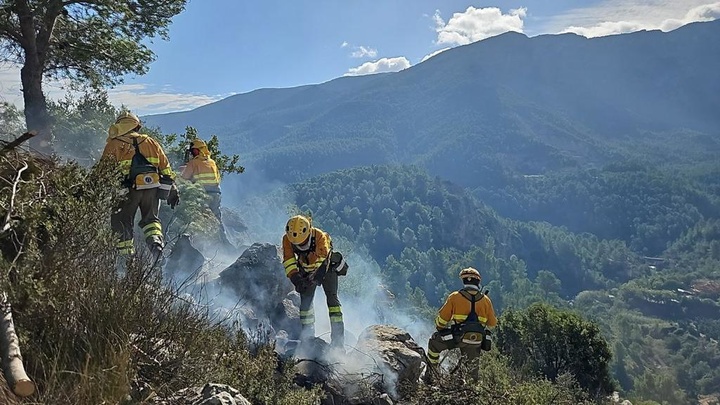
[239,162,720,403]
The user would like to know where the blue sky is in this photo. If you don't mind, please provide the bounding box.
[1,0,718,114]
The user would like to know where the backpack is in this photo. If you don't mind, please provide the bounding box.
[456,289,488,347]
[127,137,160,190]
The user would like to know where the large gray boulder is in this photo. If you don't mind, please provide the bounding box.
[165,234,206,280]
[352,325,425,399]
[217,243,293,326]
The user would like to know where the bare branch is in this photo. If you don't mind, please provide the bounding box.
[0,160,28,234]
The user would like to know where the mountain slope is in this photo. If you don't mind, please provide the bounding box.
[144,21,720,188]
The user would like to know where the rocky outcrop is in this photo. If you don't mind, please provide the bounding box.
[165,234,206,279]
[217,243,293,331]
[151,383,251,405]
[352,325,425,399]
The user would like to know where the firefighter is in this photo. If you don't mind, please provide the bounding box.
[425,267,497,382]
[102,111,179,261]
[181,139,222,221]
[282,215,346,348]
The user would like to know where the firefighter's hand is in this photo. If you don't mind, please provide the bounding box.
[167,186,180,209]
[290,273,310,293]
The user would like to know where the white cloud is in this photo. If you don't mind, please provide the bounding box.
[344,57,411,76]
[433,6,527,46]
[420,47,451,63]
[350,45,378,58]
[341,41,349,48]
[0,64,226,115]
[106,84,228,115]
[557,1,720,38]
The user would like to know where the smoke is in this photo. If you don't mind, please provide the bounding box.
[160,170,437,398]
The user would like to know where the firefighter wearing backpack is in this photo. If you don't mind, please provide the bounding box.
[425,267,497,380]
[181,139,222,221]
[102,111,179,260]
[282,215,348,349]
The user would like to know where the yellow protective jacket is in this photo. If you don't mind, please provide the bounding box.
[181,156,221,193]
[435,288,497,330]
[102,132,174,179]
[282,228,331,278]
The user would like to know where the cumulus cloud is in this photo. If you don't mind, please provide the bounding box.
[350,45,378,58]
[433,6,527,46]
[420,47,451,63]
[341,41,349,48]
[559,1,720,38]
[344,57,411,76]
[0,64,226,115]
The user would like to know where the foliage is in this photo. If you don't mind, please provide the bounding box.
[0,0,187,88]
[0,102,25,142]
[48,90,119,163]
[151,125,245,177]
[408,351,596,405]
[496,303,616,398]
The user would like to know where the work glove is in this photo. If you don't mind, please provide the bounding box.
[290,273,310,294]
[167,185,180,209]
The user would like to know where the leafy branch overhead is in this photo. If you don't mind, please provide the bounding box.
[0,0,188,152]
[0,0,186,85]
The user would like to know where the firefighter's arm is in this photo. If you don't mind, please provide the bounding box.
[483,296,498,328]
[153,139,175,179]
[282,236,299,278]
[181,160,195,180]
[100,139,117,161]
[311,229,330,264]
[435,293,455,330]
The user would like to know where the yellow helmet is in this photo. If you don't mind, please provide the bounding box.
[285,215,312,245]
[189,139,210,157]
[459,267,481,282]
[108,111,141,138]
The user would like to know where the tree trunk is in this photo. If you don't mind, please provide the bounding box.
[20,61,53,156]
[0,294,35,397]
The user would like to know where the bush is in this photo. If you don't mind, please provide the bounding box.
[496,302,616,399]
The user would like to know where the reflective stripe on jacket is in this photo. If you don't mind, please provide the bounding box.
[101,132,174,178]
[435,289,497,329]
[282,228,331,277]
[181,156,221,193]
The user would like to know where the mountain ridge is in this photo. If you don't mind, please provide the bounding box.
[144,20,720,188]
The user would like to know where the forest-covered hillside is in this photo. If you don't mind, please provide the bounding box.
[240,164,720,403]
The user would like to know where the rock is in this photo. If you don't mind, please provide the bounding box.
[352,325,424,400]
[151,383,251,405]
[218,243,293,330]
[374,393,394,405]
[620,401,633,405]
[165,234,206,280]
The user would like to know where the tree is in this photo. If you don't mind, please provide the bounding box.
[151,126,245,176]
[0,0,187,153]
[496,303,616,398]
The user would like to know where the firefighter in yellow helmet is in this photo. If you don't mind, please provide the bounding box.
[101,111,179,261]
[282,215,348,348]
[181,139,222,221]
[424,267,497,383]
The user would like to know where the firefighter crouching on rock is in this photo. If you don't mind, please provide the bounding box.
[101,112,180,261]
[282,215,348,348]
[181,139,222,221]
[425,267,497,381]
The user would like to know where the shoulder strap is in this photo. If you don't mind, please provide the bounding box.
[459,288,482,322]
